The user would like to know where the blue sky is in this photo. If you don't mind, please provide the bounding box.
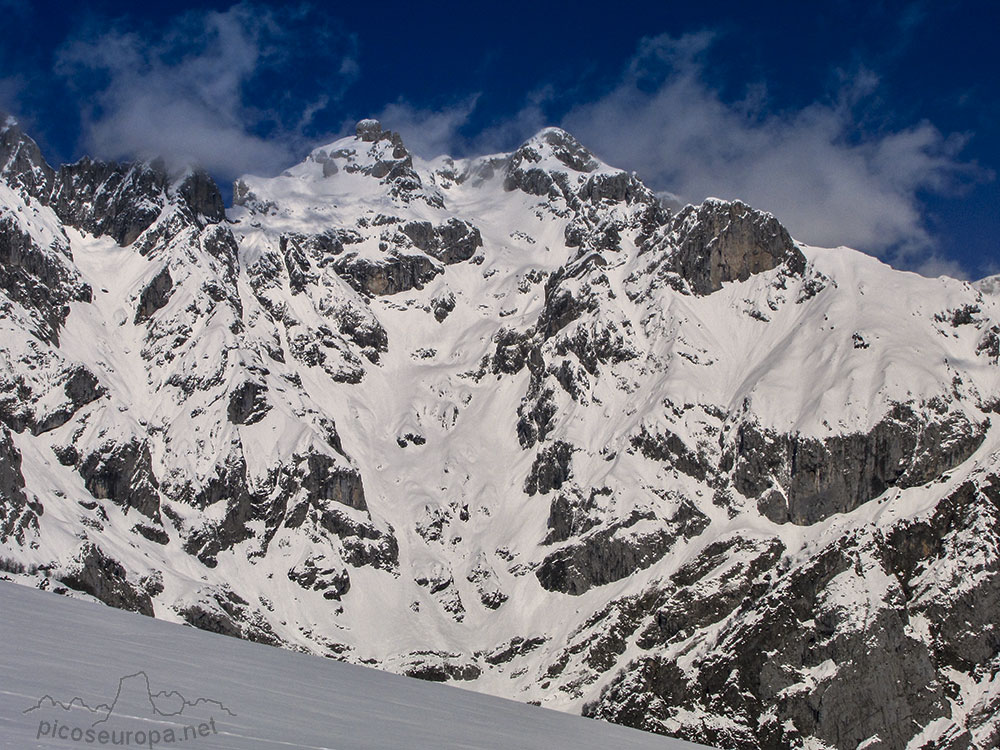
[1,0,997,278]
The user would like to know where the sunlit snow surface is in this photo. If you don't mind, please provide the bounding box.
[0,583,707,749]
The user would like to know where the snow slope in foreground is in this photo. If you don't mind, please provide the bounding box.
[0,582,707,749]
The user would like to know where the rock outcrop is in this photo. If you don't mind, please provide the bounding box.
[643,199,806,295]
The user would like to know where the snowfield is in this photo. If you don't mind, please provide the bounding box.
[0,582,704,749]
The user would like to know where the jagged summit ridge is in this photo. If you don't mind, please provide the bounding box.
[2,114,1000,750]
[0,112,227,247]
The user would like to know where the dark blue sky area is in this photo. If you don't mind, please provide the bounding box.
[1,0,996,277]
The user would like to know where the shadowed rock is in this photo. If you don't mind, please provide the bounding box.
[77,438,162,522]
[177,169,226,224]
[0,425,35,544]
[52,158,169,246]
[402,218,483,264]
[0,115,55,200]
[60,543,154,616]
[653,199,806,295]
[727,405,987,525]
[334,252,442,296]
[0,214,92,344]
[134,265,173,323]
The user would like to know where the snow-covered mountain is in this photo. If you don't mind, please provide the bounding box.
[2,113,1000,749]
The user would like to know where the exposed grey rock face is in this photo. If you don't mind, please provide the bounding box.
[524,440,574,496]
[506,128,599,180]
[176,586,282,646]
[0,425,34,544]
[631,424,710,482]
[31,364,105,435]
[333,304,389,355]
[59,543,154,616]
[177,169,226,223]
[51,158,169,246]
[231,178,276,212]
[0,212,92,344]
[322,158,339,177]
[402,218,483,264]
[400,651,482,682]
[77,438,162,522]
[288,556,351,600]
[491,326,540,376]
[174,440,379,569]
[280,233,314,293]
[729,405,987,525]
[431,290,455,322]
[485,636,547,665]
[577,473,1000,747]
[315,506,399,572]
[302,453,367,512]
[415,568,466,621]
[226,380,271,425]
[636,536,785,649]
[334,252,442,296]
[544,488,606,544]
[356,118,384,142]
[578,171,652,205]
[532,255,642,380]
[2,115,227,255]
[503,128,598,198]
[537,502,709,596]
[134,265,174,323]
[0,354,104,436]
[0,115,55,200]
[339,121,433,205]
[179,454,268,567]
[585,533,958,749]
[644,199,806,295]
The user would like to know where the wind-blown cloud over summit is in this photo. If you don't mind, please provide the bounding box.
[379,32,984,274]
[21,5,988,277]
[560,33,984,271]
[54,2,358,183]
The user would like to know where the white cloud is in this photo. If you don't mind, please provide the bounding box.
[48,11,984,276]
[914,255,971,281]
[560,33,984,262]
[368,32,983,274]
[374,90,549,160]
[375,97,480,159]
[54,2,356,183]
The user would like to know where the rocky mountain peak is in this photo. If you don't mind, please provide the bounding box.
[0,113,55,202]
[643,197,806,295]
[292,119,426,204]
[515,127,601,174]
[174,168,226,225]
[348,118,410,158]
[0,116,226,244]
[51,157,171,246]
[503,127,622,200]
[356,118,384,142]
